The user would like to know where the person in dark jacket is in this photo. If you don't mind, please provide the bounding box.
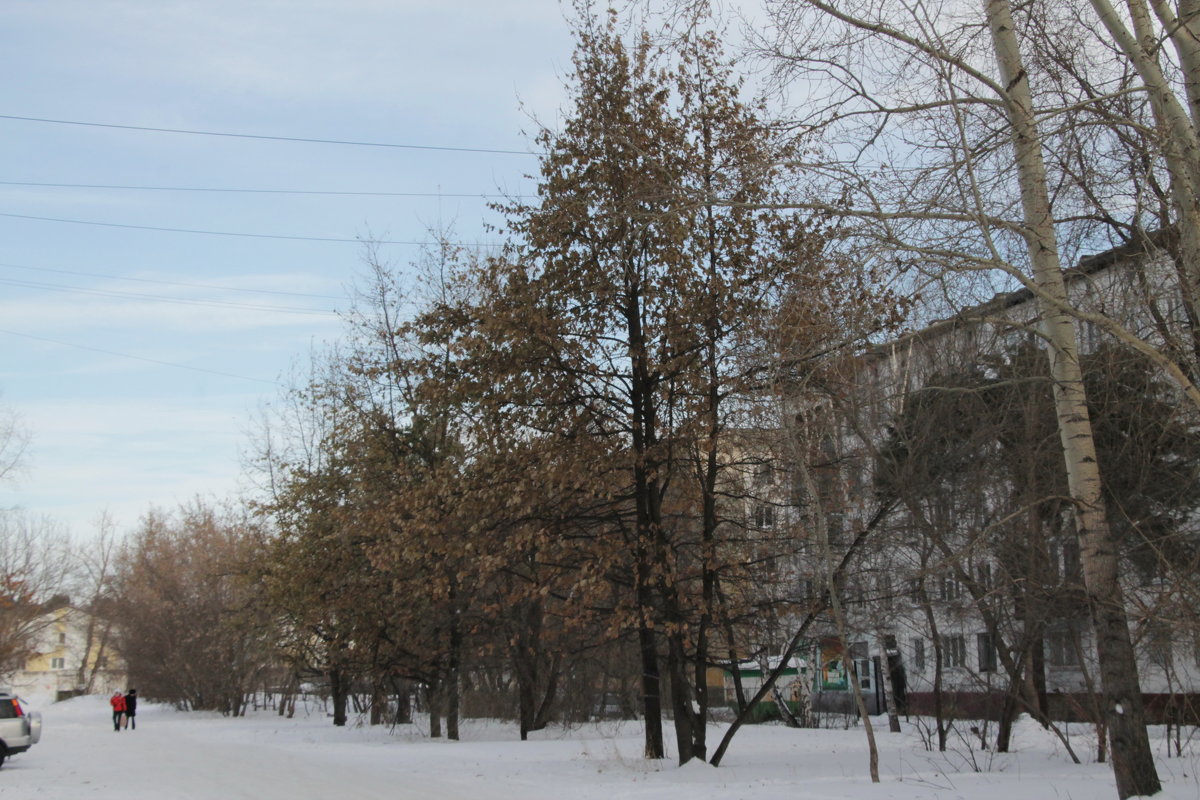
[122,689,137,730]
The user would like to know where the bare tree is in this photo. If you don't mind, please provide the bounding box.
[0,398,30,486]
[71,513,120,693]
[114,501,275,715]
[0,512,73,678]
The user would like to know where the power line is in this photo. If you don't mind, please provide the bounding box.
[0,180,532,199]
[0,261,347,301]
[0,328,279,385]
[0,113,537,156]
[0,211,496,246]
[0,276,337,316]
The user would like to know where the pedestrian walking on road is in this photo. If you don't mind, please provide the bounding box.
[109,691,126,731]
[122,689,137,730]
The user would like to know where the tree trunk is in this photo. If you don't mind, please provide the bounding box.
[637,617,665,759]
[1149,0,1200,128]
[514,599,541,741]
[394,680,412,724]
[919,582,948,752]
[428,681,443,739]
[799,456,879,782]
[666,631,697,765]
[74,612,99,691]
[84,621,114,694]
[518,673,535,742]
[875,631,901,733]
[447,616,461,741]
[1030,632,1050,721]
[535,665,560,731]
[329,667,348,727]
[715,579,749,714]
[514,599,561,740]
[692,620,710,759]
[657,525,700,764]
[997,688,1018,752]
[370,680,385,726]
[986,3,1162,795]
[690,430,720,763]
[626,263,669,762]
[1087,0,1200,410]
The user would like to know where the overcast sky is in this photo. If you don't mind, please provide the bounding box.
[0,1,581,535]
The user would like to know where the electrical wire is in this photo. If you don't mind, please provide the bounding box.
[0,180,532,198]
[0,261,346,301]
[0,327,280,385]
[0,211,497,247]
[0,113,537,156]
[0,276,337,316]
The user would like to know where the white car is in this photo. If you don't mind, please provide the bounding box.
[0,693,42,768]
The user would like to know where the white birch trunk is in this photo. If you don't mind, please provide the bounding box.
[986,2,1162,796]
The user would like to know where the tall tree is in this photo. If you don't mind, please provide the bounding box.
[483,10,826,762]
[72,513,121,694]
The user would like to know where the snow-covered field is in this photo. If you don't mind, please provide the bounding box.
[2,694,1197,799]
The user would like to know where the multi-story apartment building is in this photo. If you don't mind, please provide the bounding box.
[754,240,1200,725]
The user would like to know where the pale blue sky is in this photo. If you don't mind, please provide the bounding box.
[0,1,577,534]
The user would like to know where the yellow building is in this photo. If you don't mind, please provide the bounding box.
[9,606,126,701]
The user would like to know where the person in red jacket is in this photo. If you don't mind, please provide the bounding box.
[109,691,126,731]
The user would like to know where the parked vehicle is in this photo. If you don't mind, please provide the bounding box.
[590,692,630,720]
[0,693,42,768]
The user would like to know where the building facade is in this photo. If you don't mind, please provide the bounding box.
[764,242,1200,725]
[7,606,126,701]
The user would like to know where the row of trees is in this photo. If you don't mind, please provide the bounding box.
[248,11,898,764]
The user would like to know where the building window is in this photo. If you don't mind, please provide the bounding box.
[753,504,775,530]
[912,638,925,671]
[827,513,844,545]
[1079,320,1100,353]
[975,562,993,593]
[977,633,997,672]
[877,575,893,609]
[58,632,67,644]
[850,641,871,690]
[939,576,962,603]
[50,657,66,669]
[1147,623,1173,666]
[753,463,773,487]
[1053,539,1081,581]
[942,635,966,669]
[909,578,922,604]
[1063,539,1081,579]
[1046,628,1080,667]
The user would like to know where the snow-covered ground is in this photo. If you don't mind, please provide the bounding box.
[2,694,1197,799]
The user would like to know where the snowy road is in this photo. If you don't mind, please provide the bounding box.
[2,695,1197,800]
[0,698,550,800]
